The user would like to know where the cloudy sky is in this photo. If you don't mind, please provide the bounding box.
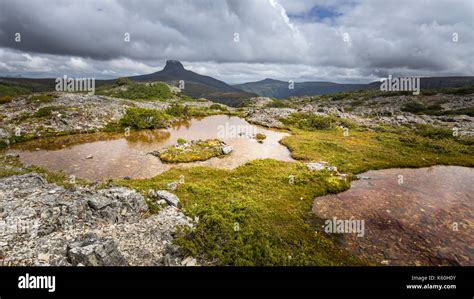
[0,0,473,83]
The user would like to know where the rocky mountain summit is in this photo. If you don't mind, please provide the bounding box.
[128,60,255,106]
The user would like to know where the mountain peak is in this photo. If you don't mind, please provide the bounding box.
[163,60,184,71]
[261,78,279,83]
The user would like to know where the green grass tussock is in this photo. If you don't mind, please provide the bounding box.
[154,139,227,163]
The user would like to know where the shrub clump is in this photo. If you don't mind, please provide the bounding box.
[414,124,454,139]
[282,113,334,130]
[282,113,356,130]
[177,138,187,145]
[401,101,442,114]
[117,108,169,130]
[209,103,228,111]
[421,84,474,96]
[0,96,12,104]
[256,133,266,141]
[29,93,54,103]
[166,103,190,117]
[265,100,290,108]
[0,83,30,97]
[115,77,131,86]
[401,101,473,117]
[33,106,64,118]
[438,106,474,117]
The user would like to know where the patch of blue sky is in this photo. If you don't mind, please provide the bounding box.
[287,5,343,23]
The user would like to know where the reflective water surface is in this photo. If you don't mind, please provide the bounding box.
[312,166,474,265]
[9,115,294,180]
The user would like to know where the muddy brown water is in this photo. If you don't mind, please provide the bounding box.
[9,115,294,180]
[312,166,474,266]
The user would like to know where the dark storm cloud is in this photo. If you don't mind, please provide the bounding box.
[0,0,472,82]
[0,0,307,63]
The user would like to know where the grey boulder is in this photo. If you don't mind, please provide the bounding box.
[67,235,128,266]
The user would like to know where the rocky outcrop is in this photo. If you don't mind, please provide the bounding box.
[0,173,196,266]
[0,92,221,145]
[244,97,274,108]
[245,108,296,128]
[299,93,474,136]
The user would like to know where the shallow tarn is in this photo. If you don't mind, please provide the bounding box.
[312,166,474,266]
[8,115,293,180]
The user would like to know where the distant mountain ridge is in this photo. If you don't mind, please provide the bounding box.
[234,76,474,99]
[233,78,373,99]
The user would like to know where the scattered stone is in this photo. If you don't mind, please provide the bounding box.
[181,256,197,266]
[37,253,50,261]
[167,181,178,191]
[156,199,167,206]
[306,162,338,172]
[221,145,233,155]
[306,162,326,171]
[151,190,180,208]
[67,235,128,266]
[87,197,113,211]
